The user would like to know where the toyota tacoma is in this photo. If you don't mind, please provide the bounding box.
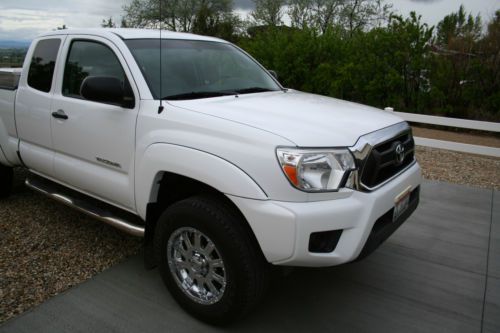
[0,29,420,324]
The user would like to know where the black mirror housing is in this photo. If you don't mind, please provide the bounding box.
[80,76,134,108]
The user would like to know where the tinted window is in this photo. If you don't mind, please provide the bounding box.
[27,39,61,92]
[63,40,126,98]
[126,39,280,100]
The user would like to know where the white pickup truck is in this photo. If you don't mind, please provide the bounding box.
[0,28,421,324]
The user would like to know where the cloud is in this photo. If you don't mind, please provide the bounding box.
[234,0,255,10]
[0,27,41,40]
[0,0,498,41]
[0,0,128,39]
[0,9,65,39]
[0,0,253,40]
[408,0,442,2]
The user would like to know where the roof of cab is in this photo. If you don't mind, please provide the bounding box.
[39,28,227,43]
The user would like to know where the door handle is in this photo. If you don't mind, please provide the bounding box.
[52,109,68,120]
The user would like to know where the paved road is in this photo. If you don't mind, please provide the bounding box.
[1,182,499,333]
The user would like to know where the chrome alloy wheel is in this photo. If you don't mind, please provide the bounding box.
[167,227,227,305]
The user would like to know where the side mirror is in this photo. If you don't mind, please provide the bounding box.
[80,76,134,108]
[268,70,278,80]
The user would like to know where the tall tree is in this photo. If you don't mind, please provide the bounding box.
[123,0,233,31]
[251,0,286,26]
[479,10,500,118]
[431,6,483,118]
[436,5,482,47]
[288,0,314,29]
[121,18,129,28]
[388,12,434,111]
[122,0,239,39]
[123,0,193,30]
[312,0,344,33]
[192,0,240,40]
[341,0,392,36]
[101,17,117,28]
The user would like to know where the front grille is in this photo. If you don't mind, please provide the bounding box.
[360,130,415,188]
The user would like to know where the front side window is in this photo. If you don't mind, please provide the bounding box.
[63,40,126,99]
[126,39,281,100]
[27,39,61,92]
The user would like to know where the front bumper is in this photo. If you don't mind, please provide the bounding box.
[229,162,421,267]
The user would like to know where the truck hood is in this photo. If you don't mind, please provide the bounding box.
[168,90,404,147]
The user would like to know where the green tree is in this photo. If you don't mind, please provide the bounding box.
[468,10,500,120]
[121,18,129,28]
[436,5,482,47]
[431,6,484,119]
[122,0,240,39]
[341,0,392,36]
[387,12,433,112]
[192,0,241,41]
[287,0,345,33]
[101,17,117,28]
[251,0,287,26]
[311,0,344,33]
[288,0,314,29]
[114,0,499,121]
[123,0,197,30]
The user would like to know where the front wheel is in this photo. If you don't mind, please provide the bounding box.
[154,195,269,325]
[0,164,13,199]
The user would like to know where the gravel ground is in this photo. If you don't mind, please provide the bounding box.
[412,126,500,148]
[416,146,500,190]
[0,147,499,324]
[0,169,142,323]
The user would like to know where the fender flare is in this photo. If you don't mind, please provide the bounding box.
[135,143,268,219]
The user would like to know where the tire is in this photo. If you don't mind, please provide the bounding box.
[154,195,270,325]
[0,164,13,199]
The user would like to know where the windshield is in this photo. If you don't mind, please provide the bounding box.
[125,39,282,100]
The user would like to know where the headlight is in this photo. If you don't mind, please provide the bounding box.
[276,148,356,192]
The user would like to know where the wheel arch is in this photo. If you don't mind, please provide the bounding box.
[143,171,267,268]
[136,143,267,219]
[136,143,268,267]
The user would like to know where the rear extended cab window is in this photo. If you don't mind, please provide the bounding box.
[27,39,61,93]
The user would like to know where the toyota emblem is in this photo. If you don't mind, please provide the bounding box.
[395,143,405,165]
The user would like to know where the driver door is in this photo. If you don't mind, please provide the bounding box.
[50,36,139,211]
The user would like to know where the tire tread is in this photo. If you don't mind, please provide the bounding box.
[153,194,269,325]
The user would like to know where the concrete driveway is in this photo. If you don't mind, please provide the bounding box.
[1,181,499,333]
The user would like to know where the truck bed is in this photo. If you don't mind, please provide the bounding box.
[0,68,22,90]
[0,69,19,165]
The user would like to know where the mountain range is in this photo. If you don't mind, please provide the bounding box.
[0,40,31,49]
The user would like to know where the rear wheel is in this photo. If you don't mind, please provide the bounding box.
[0,164,13,199]
[154,195,269,325]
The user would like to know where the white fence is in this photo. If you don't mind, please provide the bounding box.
[392,111,500,158]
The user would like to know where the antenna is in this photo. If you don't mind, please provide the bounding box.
[158,0,164,114]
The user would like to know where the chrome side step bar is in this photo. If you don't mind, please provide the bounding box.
[25,174,145,237]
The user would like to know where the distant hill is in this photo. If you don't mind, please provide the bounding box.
[0,40,31,49]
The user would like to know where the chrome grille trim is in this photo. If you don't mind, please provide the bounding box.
[349,122,416,192]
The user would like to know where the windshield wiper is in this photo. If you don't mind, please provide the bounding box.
[162,91,236,100]
[234,87,276,94]
[163,88,277,100]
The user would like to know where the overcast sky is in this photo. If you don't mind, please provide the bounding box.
[0,0,498,40]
